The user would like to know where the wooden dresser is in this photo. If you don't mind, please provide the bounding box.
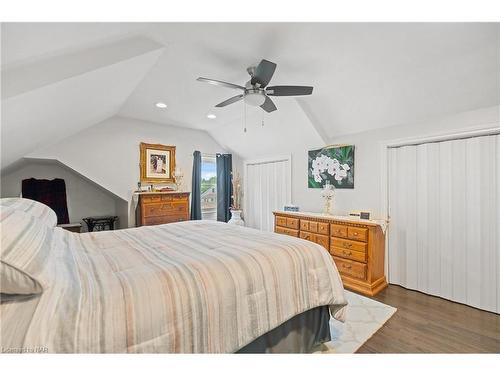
[135,192,190,226]
[273,211,387,296]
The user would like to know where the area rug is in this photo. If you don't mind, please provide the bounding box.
[313,290,397,353]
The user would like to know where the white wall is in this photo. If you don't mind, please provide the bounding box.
[0,160,124,231]
[29,116,226,227]
[325,105,500,219]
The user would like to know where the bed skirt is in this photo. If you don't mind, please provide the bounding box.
[237,306,331,353]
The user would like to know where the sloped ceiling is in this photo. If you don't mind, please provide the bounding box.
[2,23,499,171]
[1,25,163,171]
[120,23,499,137]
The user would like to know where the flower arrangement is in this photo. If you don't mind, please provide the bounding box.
[321,182,335,215]
[231,170,242,210]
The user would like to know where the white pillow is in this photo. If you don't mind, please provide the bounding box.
[0,207,54,295]
[0,197,58,228]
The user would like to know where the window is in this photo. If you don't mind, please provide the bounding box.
[201,155,217,220]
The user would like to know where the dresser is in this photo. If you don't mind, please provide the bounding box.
[273,211,387,296]
[135,192,190,226]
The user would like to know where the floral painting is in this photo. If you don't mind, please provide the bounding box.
[308,145,355,188]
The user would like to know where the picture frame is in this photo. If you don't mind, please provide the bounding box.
[139,142,176,183]
[308,144,355,189]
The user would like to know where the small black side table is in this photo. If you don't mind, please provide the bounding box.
[83,216,118,232]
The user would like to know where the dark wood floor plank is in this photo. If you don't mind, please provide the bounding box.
[356,285,500,353]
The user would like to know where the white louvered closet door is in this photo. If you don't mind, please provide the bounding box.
[388,134,500,313]
[245,158,291,232]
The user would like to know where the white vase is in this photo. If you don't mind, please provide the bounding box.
[228,209,245,226]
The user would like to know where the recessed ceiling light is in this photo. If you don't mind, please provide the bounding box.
[207,114,216,119]
[155,102,167,109]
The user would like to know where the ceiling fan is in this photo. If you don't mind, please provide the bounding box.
[196,59,313,113]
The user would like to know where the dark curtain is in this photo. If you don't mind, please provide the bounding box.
[190,150,202,220]
[216,153,233,222]
[21,178,69,224]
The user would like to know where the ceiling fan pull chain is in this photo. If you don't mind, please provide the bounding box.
[261,110,264,127]
[243,101,247,133]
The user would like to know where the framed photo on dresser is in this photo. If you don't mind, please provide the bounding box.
[139,142,176,183]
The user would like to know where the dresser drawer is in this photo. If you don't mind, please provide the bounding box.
[143,202,188,218]
[331,237,367,253]
[276,226,299,237]
[300,220,310,231]
[331,224,348,238]
[333,257,367,280]
[299,231,315,242]
[163,194,188,202]
[347,227,368,242]
[309,221,318,233]
[143,215,188,226]
[142,215,188,225]
[331,246,366,263]
[315,233,329,249]
[317,222,329,235]
[286,218,299,230]
[275,216,287,227]
[141,196,162,203]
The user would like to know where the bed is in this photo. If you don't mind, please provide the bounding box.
[0,198,347,353]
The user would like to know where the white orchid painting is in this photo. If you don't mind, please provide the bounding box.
[308,145,355,188]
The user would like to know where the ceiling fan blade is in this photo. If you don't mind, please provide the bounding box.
[260,96,277,113]
[197,77,245,90]
[251,59,277,87]
[266,85,313,96]
[215,94,244,107]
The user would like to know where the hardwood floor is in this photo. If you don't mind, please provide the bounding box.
[357,285,500,353]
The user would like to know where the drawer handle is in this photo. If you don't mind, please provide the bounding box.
[353,232,359,235]
[343,250,352,256]
[343,242,353,248]
[342,264,352,270]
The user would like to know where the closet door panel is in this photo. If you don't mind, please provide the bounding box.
[438,141,453,299]
[464,137,481,309]
[388,134,499,313]
[450,140,467,305]
[245,158,291,232]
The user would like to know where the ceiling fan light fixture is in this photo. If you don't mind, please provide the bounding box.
[155,102,167,109]
[244,92,266,107]
[207,113,216,119]
[197,59,313,114]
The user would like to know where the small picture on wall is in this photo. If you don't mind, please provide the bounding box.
[148,152,168,176]
[308,145,355,189]
[140,142,176,183]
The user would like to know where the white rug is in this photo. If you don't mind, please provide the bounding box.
[313,290,397,353]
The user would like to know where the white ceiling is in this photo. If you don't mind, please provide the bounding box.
[122,23,499,136]
[2,22,499,170]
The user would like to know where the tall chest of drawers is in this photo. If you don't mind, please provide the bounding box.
[273,211,387,296]
[136,192,190,226]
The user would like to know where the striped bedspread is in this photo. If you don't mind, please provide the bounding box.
[0,220,347,353]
